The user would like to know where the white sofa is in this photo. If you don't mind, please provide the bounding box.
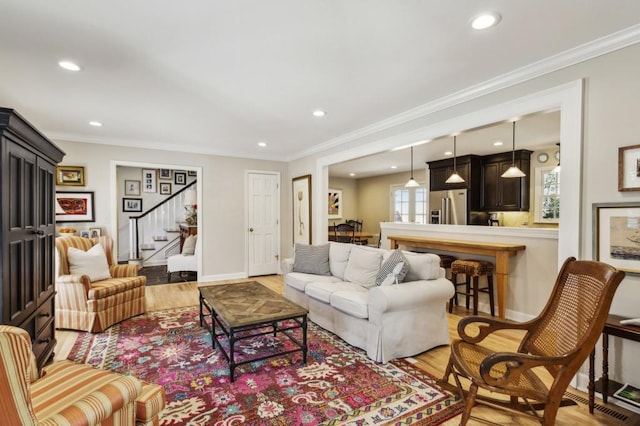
[282,242,454,363]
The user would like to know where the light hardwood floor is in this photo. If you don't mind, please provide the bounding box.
[55,276,637,425]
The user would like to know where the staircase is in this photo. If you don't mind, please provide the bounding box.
[126,182,196,267]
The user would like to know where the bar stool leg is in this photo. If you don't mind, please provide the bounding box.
[465,276,471,310]
[449,272,457,313]
[472,276,480,315]
[487,274,495,317]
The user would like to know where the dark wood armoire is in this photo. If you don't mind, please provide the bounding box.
[0,108,65,368]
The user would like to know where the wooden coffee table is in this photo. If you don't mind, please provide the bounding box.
[199,281,308,382]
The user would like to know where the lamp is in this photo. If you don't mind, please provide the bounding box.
[501,121,526,178]
[553,143,561,173]
[405,146,419,187]
[445,135,465,184]
[184,189,197,225]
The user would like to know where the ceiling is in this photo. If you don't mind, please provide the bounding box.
[1,1,639,164]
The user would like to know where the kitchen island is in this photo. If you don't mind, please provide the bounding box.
[388,235,525,319]
[381,222,558,322]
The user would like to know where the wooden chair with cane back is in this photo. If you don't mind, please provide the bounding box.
[443,257,625,425]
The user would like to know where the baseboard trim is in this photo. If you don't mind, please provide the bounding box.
[199,272,248,282]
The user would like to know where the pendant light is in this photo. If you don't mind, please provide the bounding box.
[405,146,419,187]
[501,121,526,178]
[552,142,561,173]
[445,135,465,184]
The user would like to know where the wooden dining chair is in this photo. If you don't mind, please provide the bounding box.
[346,219,365,244]
[443,257,625,425]
[334,223,355,243]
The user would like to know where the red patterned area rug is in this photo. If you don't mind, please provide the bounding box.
[67,307,463,425]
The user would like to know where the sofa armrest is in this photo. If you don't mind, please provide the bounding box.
[368,278,454,313]
[56,274,91,291]
[281,258,294,274]
[38,376,142,426]
[110,264,140,278]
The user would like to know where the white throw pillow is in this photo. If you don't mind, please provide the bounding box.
[402,251,441,281]
[67,243,111,282]
[182,235,197,255]
[329,242,353,279]
[343,246,383,288]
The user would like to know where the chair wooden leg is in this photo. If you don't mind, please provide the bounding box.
[472,276,479,315]
[167,272,171,282]
[460,382,478,426]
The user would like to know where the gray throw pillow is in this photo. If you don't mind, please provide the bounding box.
[376,249,409,286]
[293,243,331,275]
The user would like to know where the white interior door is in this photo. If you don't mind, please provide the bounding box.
[247,171,280,276]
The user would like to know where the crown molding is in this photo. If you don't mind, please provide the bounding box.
[288,24,640,162]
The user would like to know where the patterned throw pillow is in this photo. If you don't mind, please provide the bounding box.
[293,243,331,275]
[375,249,409,286]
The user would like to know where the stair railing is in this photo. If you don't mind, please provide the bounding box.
[128,181,196,261]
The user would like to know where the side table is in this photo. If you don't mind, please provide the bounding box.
[588,314,640,414]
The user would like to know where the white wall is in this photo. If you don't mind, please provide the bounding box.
[288,43,640,389]
[55,140,287,280]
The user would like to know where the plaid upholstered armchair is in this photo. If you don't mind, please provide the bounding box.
[55,236,146,332]
[0,325,165,425]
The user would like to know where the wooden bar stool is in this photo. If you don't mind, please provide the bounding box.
[437,254,456,279]
[449,259,495,316]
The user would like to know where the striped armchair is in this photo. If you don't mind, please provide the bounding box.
[55,236,146,332]
[0,325,165,425]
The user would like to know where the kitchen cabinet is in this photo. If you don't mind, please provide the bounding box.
[427,155,482,210]
[0,108,65,368]
[481,150,531,211]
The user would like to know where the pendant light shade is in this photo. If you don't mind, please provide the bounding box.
[501,121,526,178]
[405,146,419,187]
[552,142,561,173]
[445,135,465,184]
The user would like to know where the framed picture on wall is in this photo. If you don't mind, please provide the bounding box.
[618,144,640,191]
[328,189,342,220]
[123,198,143,212]
[174,171,187,185]
[124,180,141,196]
[55,191,95,222]
[56,166,85,186]
[160,182,172,195]
[159,169,172,180]
[142,169,157,193]
[292,175,312,245]
[89,227,102,238]
[593,202,640,274]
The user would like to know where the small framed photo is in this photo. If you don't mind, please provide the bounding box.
[593,202,640,274]
[123,198,143,212]
[88,228,101,238]
[188,170,197,177]
[80,230,90,238]
[160,182,172,195]
[159,169,172,180]
[124,180,141,196]
[174,171,187,185]
[56,166,85,186]
[56,191,95,222]
[618,144,640,191]
[142,169,157,193]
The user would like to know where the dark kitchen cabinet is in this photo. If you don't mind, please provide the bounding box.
[481,150,532,211]
[0,108,65,368]
[427,155,482,210]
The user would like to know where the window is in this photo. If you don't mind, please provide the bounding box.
[534,166,560,223]
[391,184,427,224]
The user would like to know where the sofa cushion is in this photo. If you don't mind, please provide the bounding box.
[67,244,111,282]
[293,243,331,275]
[305,281,359,303]
[403,251,441,281]
[375,249,409,286]
[330,290,369,319]
[343,246,384,288]
[329,242,353,280]
[285,272,341,292]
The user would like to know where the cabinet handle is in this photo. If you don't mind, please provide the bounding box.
[38,312,51,318]
[34,229,45,235]
[37,337,51,344]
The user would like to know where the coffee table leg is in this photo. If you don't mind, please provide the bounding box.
[302,315,308,364]
[229,329,236,382]
[199,293,204,327]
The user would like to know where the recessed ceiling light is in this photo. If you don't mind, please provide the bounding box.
[58,60,81,71]
[89,121,102,127]
[471,12,501,30]
[257,141,267,147]
[444,151,453,156]
[349,173,356,177]
[493,141,504,146]
[390,165,397,169]
[312,110,326,117]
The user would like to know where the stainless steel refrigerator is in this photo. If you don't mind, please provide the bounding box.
[429,189,468,225]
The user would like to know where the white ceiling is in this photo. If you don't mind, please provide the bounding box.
[1,1,639,164]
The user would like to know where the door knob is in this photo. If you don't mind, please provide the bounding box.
[249,228,254,232]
